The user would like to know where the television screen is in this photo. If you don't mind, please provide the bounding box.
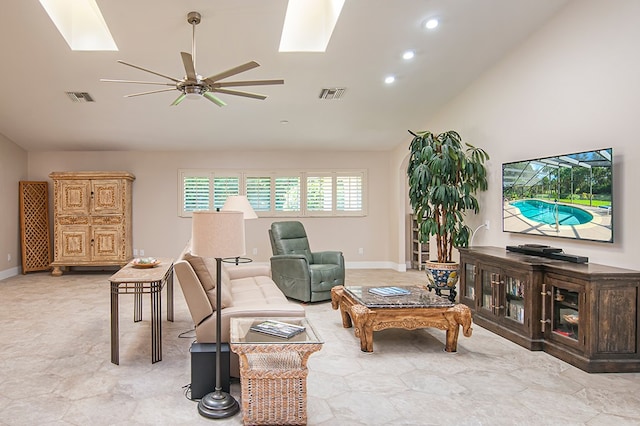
[502,148,613,243]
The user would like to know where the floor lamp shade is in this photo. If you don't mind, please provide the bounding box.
[222,195,258,220]
[191,211,245,259]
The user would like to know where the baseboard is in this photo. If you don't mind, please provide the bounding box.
[345,261,406,272]
[0,267,20,281]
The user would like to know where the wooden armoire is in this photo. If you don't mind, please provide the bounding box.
[49,171,135,276]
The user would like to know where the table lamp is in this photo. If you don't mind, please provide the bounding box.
[222,195,257,264]
[191,210,244,419]
[222,195,258,219]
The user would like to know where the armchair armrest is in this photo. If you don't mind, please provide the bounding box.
[312,251,344,266]
[269,255,310,280]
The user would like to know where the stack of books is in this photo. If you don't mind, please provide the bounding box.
[249,320,306,339]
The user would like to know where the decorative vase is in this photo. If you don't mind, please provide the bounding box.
[425,260,459,302]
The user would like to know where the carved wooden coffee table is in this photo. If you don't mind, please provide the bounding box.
[331,285,472,353]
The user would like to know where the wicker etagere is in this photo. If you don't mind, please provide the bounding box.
[19,181,52,273]
[230,318,323,426]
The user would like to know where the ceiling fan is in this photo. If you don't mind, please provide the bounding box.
[101,11,284,107]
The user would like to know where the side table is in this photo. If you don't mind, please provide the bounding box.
[230,318,323,425]
[108,258,174,364]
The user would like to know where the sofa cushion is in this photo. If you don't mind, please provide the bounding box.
[182,250,233,309]
[231,275,290,306]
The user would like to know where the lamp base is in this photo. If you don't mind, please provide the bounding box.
[197,389,240,419]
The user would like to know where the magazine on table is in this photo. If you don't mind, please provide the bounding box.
[368,286,411,296]
[250,320,306,339]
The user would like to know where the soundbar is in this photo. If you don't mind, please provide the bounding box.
[506,245,588,263]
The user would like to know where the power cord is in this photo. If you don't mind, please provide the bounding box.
[178,328,196,339]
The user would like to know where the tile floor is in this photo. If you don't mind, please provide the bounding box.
[1,268,639,425]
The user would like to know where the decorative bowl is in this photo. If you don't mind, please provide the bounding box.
[132,257,160,268]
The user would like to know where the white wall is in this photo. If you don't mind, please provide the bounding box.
[393,0,640,270]
[0,134,28,278]
[26,150,396,268]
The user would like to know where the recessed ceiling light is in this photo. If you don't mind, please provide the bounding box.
[280,120,289,125]
[384,76,395,84]
[424,18,439,30]
[403,50,415,60]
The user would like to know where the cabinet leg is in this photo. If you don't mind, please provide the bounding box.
[51,266,63,277]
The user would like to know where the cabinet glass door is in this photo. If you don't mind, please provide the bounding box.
[464,263,476,299]
[481,271,501,313]
[504,276,525,324]
[552,287,580,341]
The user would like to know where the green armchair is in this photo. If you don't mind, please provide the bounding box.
[269,221,345,302]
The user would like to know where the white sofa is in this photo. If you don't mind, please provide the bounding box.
[174,246,305,376]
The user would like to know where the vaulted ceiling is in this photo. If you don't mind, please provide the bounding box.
[0,0,568,152]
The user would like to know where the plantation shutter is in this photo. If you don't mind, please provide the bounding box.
[213,176,240,210]
[307,176,332,211]
[246,176,271,212]
[183,176,210,212]
[275,176,301,211]
[337,175,362,211]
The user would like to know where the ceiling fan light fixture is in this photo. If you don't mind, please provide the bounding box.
[102,11,283,107]
[183,85,206,99]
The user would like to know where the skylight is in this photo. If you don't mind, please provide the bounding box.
[279,0,345,52]
[39,0,118,51]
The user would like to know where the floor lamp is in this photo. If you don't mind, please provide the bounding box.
[191,210,244,419]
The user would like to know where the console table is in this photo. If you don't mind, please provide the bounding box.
[108,258,174,364]
[459,247,640,373]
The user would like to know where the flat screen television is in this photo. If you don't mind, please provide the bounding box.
[502,148,613,243]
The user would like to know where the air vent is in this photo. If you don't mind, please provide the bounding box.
[66,92,95,103]
[319,87,346,100]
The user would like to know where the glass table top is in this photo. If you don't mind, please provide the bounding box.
[230,317,323,345]
[344,285,454,308]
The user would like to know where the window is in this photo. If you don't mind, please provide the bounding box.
[337,174,363,212]
[179,169,366,217]
[306,175,332,212]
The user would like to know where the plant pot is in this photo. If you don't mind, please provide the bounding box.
[425,260,459,302]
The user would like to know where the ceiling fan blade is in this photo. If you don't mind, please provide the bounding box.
[100,79,175,86]
[213,79,284,88]
[117,60,180,83]
[124,88,177,98]
[171,93,187,106]
[180,52,197,81]
[203,61,260,84]
[212,88,267,100]
[203,92,227,107]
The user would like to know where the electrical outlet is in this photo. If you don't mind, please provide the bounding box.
[7,253,10,262]
[133,248,138,256]
[484,220,490,230]
[358,248,364,255]
[139,249,145,256]
[252,248,258,255]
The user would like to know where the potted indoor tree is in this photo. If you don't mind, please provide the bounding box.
[407,130,489,301]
